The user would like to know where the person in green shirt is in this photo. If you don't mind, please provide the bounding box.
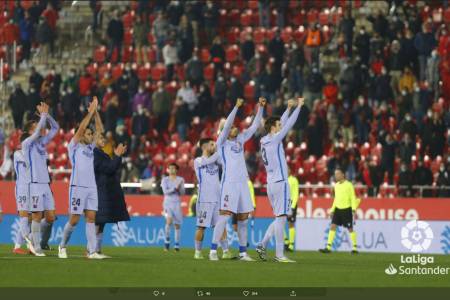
[320,168,359,254]
[284,169,299,251]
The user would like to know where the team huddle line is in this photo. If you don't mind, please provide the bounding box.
[11,96,359,261]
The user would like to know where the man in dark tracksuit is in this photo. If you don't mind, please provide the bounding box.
[94,127,130,257]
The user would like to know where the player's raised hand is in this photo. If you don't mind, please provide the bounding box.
[40,102,49,114]
[236,98,244,108]
[258,97,267,107]
[114,143,127,156]
[36,103,43,114]
[287,98,295,109]
[88,98,97,114]
[297,97,305,107]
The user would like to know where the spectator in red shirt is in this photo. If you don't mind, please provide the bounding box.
[42,3,58,31]
[79,71,95,97]
[41,3,58,57]
[323,76,339,107]
[1,19,19,66]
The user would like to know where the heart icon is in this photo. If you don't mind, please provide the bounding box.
[243,291,250,297]
[153,291,160,296]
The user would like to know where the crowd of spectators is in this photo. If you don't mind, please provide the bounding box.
[1,0,450,197]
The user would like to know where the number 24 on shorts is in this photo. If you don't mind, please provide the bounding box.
[71,198,81,207]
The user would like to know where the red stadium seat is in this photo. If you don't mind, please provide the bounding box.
[226,27,240,44]
[124,29,133,46]
[151,64,166,81]
[292,10,306,26]
[281,27,293,43]
[248,0,258,10]
[444,8,450,23]
[137,63,151,81]
[147,32,155,44]
[229,9,240,26]
[307,9,319,24]
[175,65,185,81]
[253,27,266,44]
[200,48,210,63]
[244,81,255,100]
[93,46,107,64]
[240,10,253,27]
[293,26,306,42]
[225,45,240,62]
[123,11,135,29]
[218,9,228,27]
[112,64,124,80]
[122,46,134,62]
[203,63,215,81]
[319,9,330,25]
[146,46,157,63]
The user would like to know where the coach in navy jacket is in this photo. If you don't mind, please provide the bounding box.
[94,136,130,254]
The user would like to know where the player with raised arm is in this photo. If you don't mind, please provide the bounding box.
[161,163,185,252]
[59,97,105,259]
[209,97,265,261]
[12,134,33,254]
[21,102,59,256]
[193,138,230,259]
[256,97,304,263]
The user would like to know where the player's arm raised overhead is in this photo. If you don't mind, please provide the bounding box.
[22,103,49,149]
[272,97,304,143]
[239,97,266,143]
[40,106,60,145]
[72,98,98,144]
[93,97,105,142]
[216,98,243,146]
[280,98,295,127]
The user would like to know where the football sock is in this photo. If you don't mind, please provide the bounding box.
[40,219,53,246]
[261,220,275,248]
[350,231,357,250]
[60,222,75,248]
[274,216,286,258]
[289,227,296,249]
[19,216,29,241]
[174,228,180,247]
[326,229,336,250]
[195,240,202,251]
[86,222,97,254]
[31,220,42,251]
[211,214,230,252]
[96,232,104,253]
[220,238,229,251]
[164,224,170,243]
[237,219,248,256]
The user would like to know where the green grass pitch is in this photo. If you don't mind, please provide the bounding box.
[0,245,449,287]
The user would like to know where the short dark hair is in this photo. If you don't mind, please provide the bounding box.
[168,163,179,170]
[20,132,30,143]
[199,138,213,148]
[23,120,37,134]
[264,116,280,133]
[335,167,344,174]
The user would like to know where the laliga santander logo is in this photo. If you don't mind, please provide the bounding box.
[401,220,434,253]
